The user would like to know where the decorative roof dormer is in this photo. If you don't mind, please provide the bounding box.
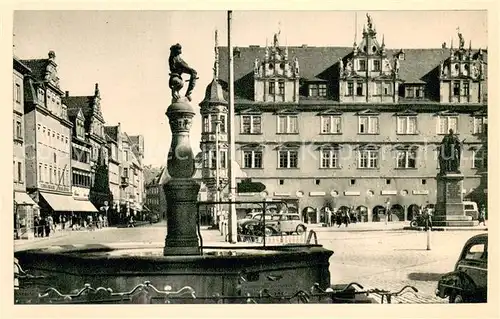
[340,13,400,104]
[441,28,486,81]
[254,31,299,103]
[44,50,61,88]
[439,28,486,103]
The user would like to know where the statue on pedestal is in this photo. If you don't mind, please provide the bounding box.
[438,129,463,174]
[169,43,198,102]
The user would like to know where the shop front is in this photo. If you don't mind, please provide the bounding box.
[14,191,38,239]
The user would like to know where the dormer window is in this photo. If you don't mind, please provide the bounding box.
[405,85,424,99]
[278,80,285,95]
[269,81,275,94]
[359,60,366,71]
[308,83,327,97]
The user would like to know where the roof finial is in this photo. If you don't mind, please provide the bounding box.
[94,83,100,98]
[353,12,358,46]
[457,26,465,49]
[48,50,56,60]
[366,13,373,30]
[213,29,219,80]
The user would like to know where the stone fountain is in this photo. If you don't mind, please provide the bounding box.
[14,44,334,304]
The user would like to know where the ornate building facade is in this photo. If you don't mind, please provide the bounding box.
[21,51,76,222]
[63,84,110,211]
[211,16,487,223]
[13,57,37,239]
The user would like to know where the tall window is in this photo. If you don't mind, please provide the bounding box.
[124,150,129,161]
[318,84,327,97]
[320,149,339,168]
[219,114,227,133]
[269,81,275,94]
[473,116,487,134]
[15,83,21,103]
[241,115,262,134]
[347,82,354,96]
[15,120,22,139]
[415,86,423,98]
[373,60,381,71]
[397,116,417,134]
[453,82,460,96]
[473,149,486,169]
[358,116,379,134]
[277,115,298,134]
[463,83,470,96]
[243,150,263,168]
[278,150,298,168]
[278,81,285,95]
[406,87,414,98]
[17,162,22,182]
[321,116,342,134]
[202,115,209,133]
[396,149,417,168]
[38,164,42,181]
[356,83,363,96]
[359,60,366,71]
[438,116,458,134]
[358,150,378,168]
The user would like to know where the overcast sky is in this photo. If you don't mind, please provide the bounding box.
[13,10,488,167]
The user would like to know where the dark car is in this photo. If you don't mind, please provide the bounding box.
[436,233,487,303]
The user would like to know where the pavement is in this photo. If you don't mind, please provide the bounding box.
[13,222,487,304]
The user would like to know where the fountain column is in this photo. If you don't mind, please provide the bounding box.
[163,98,201,256]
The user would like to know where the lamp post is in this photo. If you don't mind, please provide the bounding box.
[214,117,222,229]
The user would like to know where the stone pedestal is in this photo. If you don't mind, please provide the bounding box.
[163,179,201,256]
[163,98,201,255]
[434,173,474,227]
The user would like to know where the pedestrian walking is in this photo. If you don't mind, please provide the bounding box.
[325,207,332,227]
[44,217,51,237]
[384,198,391,225]
[424,203,433,230]
[478,205,486,226]
[47,215,54,233]
[336,211,342,227]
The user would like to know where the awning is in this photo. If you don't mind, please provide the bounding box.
[73,200,98,213]
[41,192,78,212]
[14,192,37,206]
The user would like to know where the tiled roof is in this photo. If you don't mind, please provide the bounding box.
[387,48,449,83]
[20,59,48,82]
[62,96,94,118]
[66,107,81,122]
[104,125,119,142]
[216,46,487,100]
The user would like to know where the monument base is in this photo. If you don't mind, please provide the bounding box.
[434,173,473,227]
[163,178,201,256]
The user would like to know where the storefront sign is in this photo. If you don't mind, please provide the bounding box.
[344,191,360,196]
[412,190,430,195]
[309,191,326,197]
[381,190,397,195]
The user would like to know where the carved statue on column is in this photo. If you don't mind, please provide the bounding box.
[168,43,198,102]
[338,58,344,77]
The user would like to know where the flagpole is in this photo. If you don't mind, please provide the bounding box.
[227,10,237,243]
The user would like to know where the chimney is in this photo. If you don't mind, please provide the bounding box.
[442,42,447,49]
[65,91,69,97]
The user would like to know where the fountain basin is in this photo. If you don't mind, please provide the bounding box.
[15,243,333,302]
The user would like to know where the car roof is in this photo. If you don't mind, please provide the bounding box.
[464,233,488,246]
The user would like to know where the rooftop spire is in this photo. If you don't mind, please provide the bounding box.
[213,29,219,80]
[94,83,100,98]
[353,12,358,46]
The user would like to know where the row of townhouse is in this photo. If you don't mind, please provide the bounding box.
[13,52,145,239]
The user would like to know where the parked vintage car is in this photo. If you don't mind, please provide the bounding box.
[260,213,307,236]
[436,233,488,303]
[238,213,276,236]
